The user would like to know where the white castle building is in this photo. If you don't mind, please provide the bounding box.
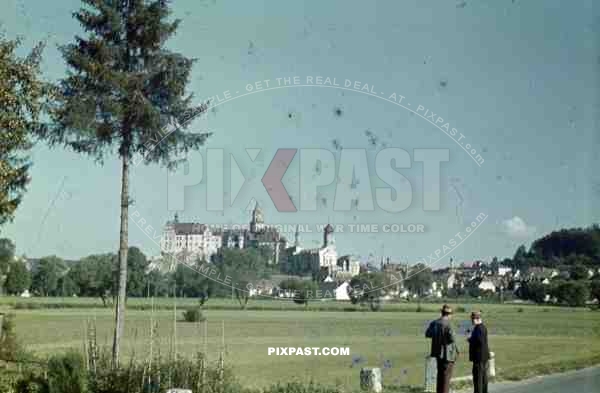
[158,205,358,283]
[159,213,222,264]
[159,203,287,265]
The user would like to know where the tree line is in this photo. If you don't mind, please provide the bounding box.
[0,238,279,309]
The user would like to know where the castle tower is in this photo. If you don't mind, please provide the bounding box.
[250,201,264,233]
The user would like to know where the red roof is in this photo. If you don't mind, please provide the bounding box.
[170,223,207,235]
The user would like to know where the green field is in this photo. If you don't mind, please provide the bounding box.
[2,298,600,389]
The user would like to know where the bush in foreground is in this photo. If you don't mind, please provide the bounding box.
[47,351,87,393]
[0,313,20,361]
[262,382,341,393]
[15,374,49,393]
[5,350,241,393]
[182,307,206,322]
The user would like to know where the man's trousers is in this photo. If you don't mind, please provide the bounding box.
[436,358,454,393]
[472,361,489,393]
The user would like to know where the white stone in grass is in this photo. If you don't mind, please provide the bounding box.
[360,367,382,393]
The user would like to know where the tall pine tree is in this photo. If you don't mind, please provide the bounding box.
[36,0,211,365]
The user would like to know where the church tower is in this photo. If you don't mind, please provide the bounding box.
[250,201,264,233]
[323,223,334,248]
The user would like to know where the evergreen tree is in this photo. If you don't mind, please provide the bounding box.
[35,0,210,365]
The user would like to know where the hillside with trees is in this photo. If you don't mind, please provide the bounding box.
[506,225,600,271]
[505,225,600,307]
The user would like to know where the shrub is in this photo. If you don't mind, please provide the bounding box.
[262,381,341,393]
[15,374,49,393]
[369,298,381,312]
[551,280,590,307]
[0,373,19,393]
[517,307,524,313]
[89,351,241,393]
[517,281,548,304]
[467,287,482,298]
[47,351,87,393]
[182,307,206,322]
[590,280,600,302]
[293,292,308,306]
[0,313,21,361]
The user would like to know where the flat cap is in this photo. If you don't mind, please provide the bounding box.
[441,304,453,314]
[471,310,482,319]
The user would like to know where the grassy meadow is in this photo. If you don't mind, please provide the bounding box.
[1,298,599,389]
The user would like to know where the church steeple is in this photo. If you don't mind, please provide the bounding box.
[294,226,300,248]
[323,222,334,247]
[250,201,264,233]
[253,202,263,223]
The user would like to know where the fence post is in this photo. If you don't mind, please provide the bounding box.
[424,356,436,392]
[488,352,496,378]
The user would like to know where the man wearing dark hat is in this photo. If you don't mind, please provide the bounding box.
[468,311,490,393]
[425,304,459,393]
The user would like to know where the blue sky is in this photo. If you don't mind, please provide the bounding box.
[1,0,598,266]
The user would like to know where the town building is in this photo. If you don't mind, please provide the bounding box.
[285,224,340,281]
[477,279,498,292]
[497,265,512,276]
[336,255,361,280]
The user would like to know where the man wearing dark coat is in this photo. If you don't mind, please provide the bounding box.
[425,304,459,393]
[468,310,490,393]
